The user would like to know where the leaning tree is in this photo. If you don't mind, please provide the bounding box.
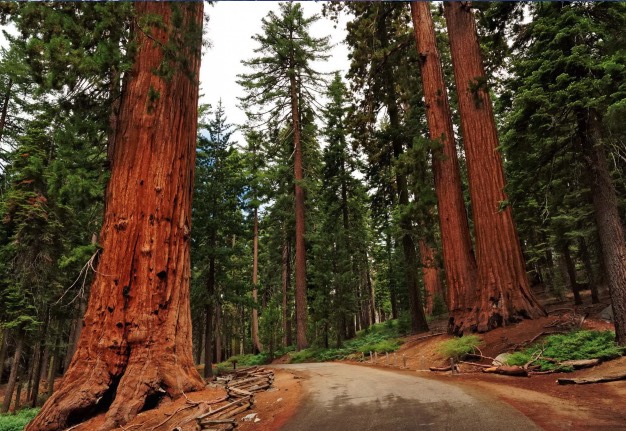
[27,2,205,430]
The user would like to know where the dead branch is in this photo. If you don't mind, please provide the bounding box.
[557,372,626,385]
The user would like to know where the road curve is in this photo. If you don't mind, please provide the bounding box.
[276,363,541,431]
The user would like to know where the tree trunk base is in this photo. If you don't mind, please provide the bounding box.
[449,303,545,335]
[26,347,204,431]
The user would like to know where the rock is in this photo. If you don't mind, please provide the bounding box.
[276,398,283,403]
[492,353,511,366]
[600,306,614,322]
[243,413,258,422]
[255,418,261,423]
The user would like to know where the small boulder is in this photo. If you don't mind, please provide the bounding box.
[492,353,511,366]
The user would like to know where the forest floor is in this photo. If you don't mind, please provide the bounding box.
[3,288,625,430]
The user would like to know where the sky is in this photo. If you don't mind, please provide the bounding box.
[199,1,351,143]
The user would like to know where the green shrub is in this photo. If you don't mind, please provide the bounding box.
[506,330,623,371]
[438,335,481,360]
[0,408,39,431]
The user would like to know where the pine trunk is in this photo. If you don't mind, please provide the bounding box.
[562,244,582,305]
[579,113,626,346]
[251,208,263,353]
[1,335,23,413]
[27,4,204,430]
[411,1,477,325]
[0,328,8,385]
[282,239,292,348]
[578,237,600,304]
[0,78,12,143]
[290,63,308,351]
[215,301,222,363]
[444,2,545,332]
[204,253,215,379]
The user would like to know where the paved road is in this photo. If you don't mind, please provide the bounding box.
[276,363,541,431]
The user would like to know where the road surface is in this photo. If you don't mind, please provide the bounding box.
[276,363,541,431]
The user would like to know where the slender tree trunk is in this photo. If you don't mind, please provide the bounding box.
[2,335,23,413]
[0,78,12,143]
[15,375,23,412]
[579,237,600,304]
[251,208,263,353]
[46,337,58,400]
[411,1,477,326]
[289,61,309,351]
[28,4,205,429]
[444,1,545,332]
[30,312,49,407]
[281,239,292,348]
[204,252,216,379]
[562,243,583,305]
[0,328,9,385]
[579,113,626,346]
[64,297,86,372]
[215,300,222,363]
[366,255,376,325]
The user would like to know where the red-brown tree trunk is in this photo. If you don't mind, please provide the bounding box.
[251,208,263,353]
[419,240,445,315]
[410,1,477,326]
[579,113,626,346]
[282,238,292,348]
[444,2,544,332]
[27,3,204,430]
[289,60,309,351]
[0,328,8,385]
[1,334,23,413]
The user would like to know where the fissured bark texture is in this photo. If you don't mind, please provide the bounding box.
[27,3,204,430]
[410,2,477,324]
[444,2,545,333]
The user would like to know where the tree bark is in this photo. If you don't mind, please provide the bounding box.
[0,78,12,143]
[579,112,626,346]
[289,55,309,351]
[410,1,477,326]
[27,3,205,430]
[204,252,215,379]
[1,335,23,413]
[444,1,545,332]
[251,208,263,353]
[0,328,8,385]
[282,238,292,348]
[418,240,445,315]
[562,243,583,305]
[578,237,600,304]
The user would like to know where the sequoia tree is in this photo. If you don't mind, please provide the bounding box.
[410,2,477,326]
[443,2,544,332]
[27,2,204,430]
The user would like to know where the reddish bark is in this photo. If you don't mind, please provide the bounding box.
[27,3,204,430]
[418,240,445,315]
[281,238,292,348]
[444,2,544,332]
[251,208,263,353]
[410,2,477,323]
[0,328,8,385]
[289,56,309,351]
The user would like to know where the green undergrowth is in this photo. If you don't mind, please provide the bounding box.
[0,408,39,431]
[214,346,296,375]
[437,335,482,361]
[506,330,623,372]
[289,319,404,364]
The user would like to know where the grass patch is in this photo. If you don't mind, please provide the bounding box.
[437,335,481,360]
[506,330,623,371]
[289,320,403,363]
[0,408,39,431]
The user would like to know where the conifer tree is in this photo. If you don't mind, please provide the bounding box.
[238,3,330,350]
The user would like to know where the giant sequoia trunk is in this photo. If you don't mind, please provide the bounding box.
[289,61,309,351]
[444,2,544,332]
[579,112,626,345]
[251,208,263,353]
[418,240,445,315]
[410,2,477,324]
[27,3,205,430]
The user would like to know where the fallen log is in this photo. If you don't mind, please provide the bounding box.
[483,366,528,377]
[429,365,452,372]
[559,359,601,369]
[557,372,626,385]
